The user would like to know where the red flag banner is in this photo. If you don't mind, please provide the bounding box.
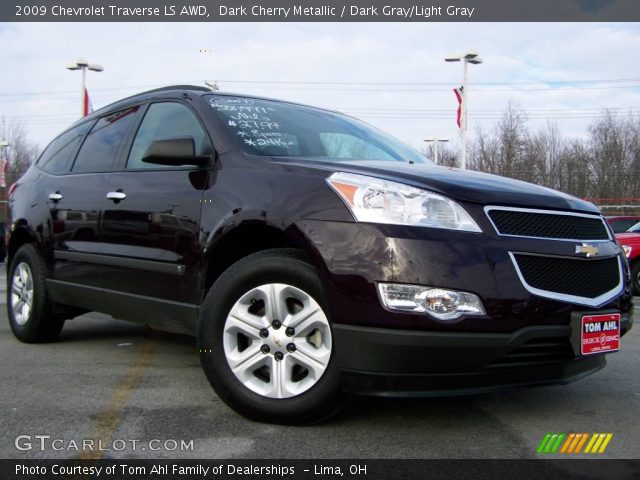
[83,87,93,117]
[453,87,463,128]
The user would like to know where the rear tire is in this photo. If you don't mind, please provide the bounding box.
[198,248,345,424]
[7,244,65,343]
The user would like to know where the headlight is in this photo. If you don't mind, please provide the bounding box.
[378,283,486,321]
[622,245,632,258]
[327,172,481,232]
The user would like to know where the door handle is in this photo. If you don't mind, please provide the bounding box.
[48,192,63,202]
[106,191,127,202]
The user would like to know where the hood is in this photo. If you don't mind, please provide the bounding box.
[274,158,599,214]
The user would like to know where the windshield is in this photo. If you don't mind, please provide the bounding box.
[627,221,640,233]
[208,95,427,164]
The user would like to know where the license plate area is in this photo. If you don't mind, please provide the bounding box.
[570,312,620,356]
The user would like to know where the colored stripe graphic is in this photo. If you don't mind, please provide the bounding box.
[568,433,583,453]
[584,433,599,453]
[537,433,565,454]
[537,434,552,454]
[560,433,575,453]
[550,434,565,453]
[598,434,614,453]
[585,433,614,454]
[538,433,613,454]
[544,434,558,453]
[574,433,589,453]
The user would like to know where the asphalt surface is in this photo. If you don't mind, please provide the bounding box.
[0,267,639,460]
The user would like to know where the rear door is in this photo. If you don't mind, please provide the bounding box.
[43,108,141,294]
[99,101,212,326]
[30,122,93,284]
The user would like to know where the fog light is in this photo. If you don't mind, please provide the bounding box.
[377,283,486,321]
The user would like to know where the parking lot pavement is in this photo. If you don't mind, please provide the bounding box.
[0,266,639,460]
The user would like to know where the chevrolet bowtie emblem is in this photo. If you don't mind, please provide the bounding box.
[576,243,599,257]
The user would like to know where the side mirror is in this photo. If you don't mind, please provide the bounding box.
[141,137,208,166]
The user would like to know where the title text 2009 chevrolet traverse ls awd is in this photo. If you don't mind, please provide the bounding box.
[6,86,633,423]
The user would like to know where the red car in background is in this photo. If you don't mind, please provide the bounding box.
[616,221,640,294]
[607,216,640,234]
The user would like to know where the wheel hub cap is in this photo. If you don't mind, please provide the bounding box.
[222,283,332,399]
[11,262,34,326]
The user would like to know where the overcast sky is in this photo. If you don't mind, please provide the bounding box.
[0,22,639,156]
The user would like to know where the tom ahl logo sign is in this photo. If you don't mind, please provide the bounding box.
[581,313,620,355]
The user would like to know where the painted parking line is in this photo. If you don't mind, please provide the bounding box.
[78,335,158,460]
[0,267,158,460]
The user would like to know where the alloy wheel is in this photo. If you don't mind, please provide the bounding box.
[11,262,34,326]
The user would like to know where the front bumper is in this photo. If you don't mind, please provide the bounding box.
[333,317,632,396]
[298,218,633,395]
[297,219,634,333]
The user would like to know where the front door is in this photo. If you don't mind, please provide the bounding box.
[99,101,213,328]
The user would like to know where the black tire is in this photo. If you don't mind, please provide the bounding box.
[198,248,345,424]
[631,261,640,296]
[7,244,65,343]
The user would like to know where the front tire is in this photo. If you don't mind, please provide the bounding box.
[198,249,344,424]
[7,244,65,343]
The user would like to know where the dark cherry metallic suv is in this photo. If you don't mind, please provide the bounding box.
[6,86,634,424]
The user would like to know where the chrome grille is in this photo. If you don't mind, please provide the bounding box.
[487,207,623,306]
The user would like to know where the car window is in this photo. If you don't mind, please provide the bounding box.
[38,122,92,174]
[127,102,211,169]
[320,132,395,160]
[208,95,427,164]
[609,220,625,233]
[626,221,640,233]
[72,107,140,173]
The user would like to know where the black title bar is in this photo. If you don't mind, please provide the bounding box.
[3,0,640,22]
[2,459,640,480]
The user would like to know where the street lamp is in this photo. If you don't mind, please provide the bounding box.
[66,58,103,117]
[423,137,449,165]
[0,140,10,224]
[445,51,483,170]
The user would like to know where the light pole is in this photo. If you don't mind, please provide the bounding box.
[0,140,10,224]
[445,51,483,170]
[66,58,103,117]
[423,137,449,165]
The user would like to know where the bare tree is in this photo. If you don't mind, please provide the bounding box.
[420,143,458,167]
[587,111,625,199]
[469,126,500,174]
[0,116,40,187]
[0,117,40,222]
[468,102,531,181]
[465,104,640,213]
